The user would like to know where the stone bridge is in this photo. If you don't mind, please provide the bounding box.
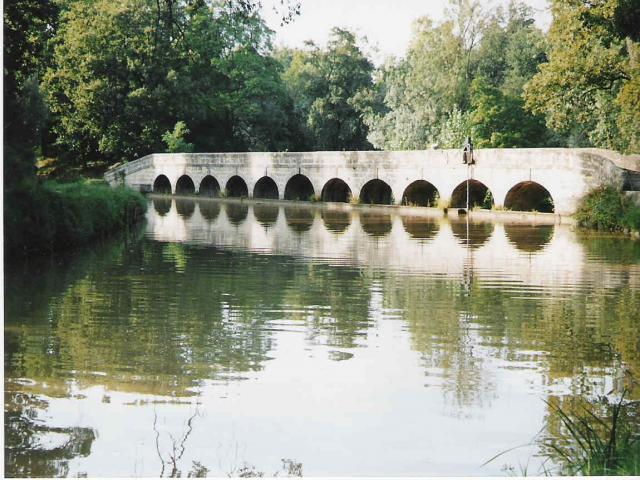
[104,148,640,215]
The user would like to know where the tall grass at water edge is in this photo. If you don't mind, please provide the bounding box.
[576,187,640,233]
[4,179,147,258]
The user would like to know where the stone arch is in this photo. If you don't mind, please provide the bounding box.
[175,175,196,195]
[284,174,315,201]
[504,181,555,213]
[253,176,279,199]
[321,178,352,203]
[153,174,172,194]
[402,180,439,207]
[450,179,494,209]
[226,176,249,198]
[199,175,220,197]
[359,179,393,205]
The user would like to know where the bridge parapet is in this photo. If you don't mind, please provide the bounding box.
[105,148,635,215]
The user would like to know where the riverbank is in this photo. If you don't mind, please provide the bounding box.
[575,187,640,237]
[5,180,147,259]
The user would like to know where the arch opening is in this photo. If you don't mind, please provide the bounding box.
[253,176,279,199]
[402,180,439,207]
[321,178,352,203]
[450,180,494,209]
[199,175,220,197]
[359,179,393,205]
[284,174,315,201]
[153,175,172,194]
[504,181,555,213]
[226,176,249,198]
[176,175,195,196]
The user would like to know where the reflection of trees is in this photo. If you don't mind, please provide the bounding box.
[4,391,96,477]
[386,268,640,410]
[282,264,373,350]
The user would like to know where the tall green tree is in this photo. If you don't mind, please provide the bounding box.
[279,28,377,150]
[524,0,640,153]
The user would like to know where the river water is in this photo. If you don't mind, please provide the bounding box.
[5,197,640,477]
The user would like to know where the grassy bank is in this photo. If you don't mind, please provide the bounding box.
[4,180,147,259]
[575,187,640,234]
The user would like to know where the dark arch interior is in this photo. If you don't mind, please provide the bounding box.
[321,178,352,203]
[153,197,172,216]
[321,210,351,233]
[226,176,249,198]
[225,203,249,225]
[402,180,439,207]
[284,174,315,201]
[199,175,220,197]
[504,182,555,213]
[360,212,392,237]
[359,179,393,205]
[285,207,314,232]
[176,175,195,196]
[450,221,494,249]
[153,175,172,194]
[450,180,493,209]
[253,204,279,227]
[175,199,195,218]
[504,224,555,252]
[401,216,439,241]
[253,176,279,199]
[199,200,221,221]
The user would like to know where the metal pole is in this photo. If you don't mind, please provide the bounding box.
[466,164,470,212]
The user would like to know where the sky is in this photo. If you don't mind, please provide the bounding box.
[261,0,552,64]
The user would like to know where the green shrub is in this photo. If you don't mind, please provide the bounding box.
[4,180,147,258]
[575,187,640,233]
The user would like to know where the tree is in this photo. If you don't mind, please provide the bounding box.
[524,0,640,153]
[42,0,301,169]
[279,28,377,151]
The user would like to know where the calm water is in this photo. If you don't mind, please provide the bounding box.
[5,197,640,477]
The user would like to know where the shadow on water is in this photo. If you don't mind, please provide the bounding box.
[284,207,315,233]
[152,197,172,217]
[252,204,279,228]
[198,200,221,222]
[401,216,440,241]
[175,199,195,219]
[4,392,96,478]
[225,202,249,225]
[450,220,494,248]
[321,210,351,233]
[359,211,392,237]
[504,224,555,253]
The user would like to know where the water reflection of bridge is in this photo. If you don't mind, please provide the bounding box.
[147,197,637,291]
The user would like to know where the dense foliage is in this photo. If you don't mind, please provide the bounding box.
[3,0,640,178]
[575,187,640,232]
[4,180,147,258]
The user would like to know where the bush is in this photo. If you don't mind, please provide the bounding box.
[4,180,147,259]
[575,187,640,233]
